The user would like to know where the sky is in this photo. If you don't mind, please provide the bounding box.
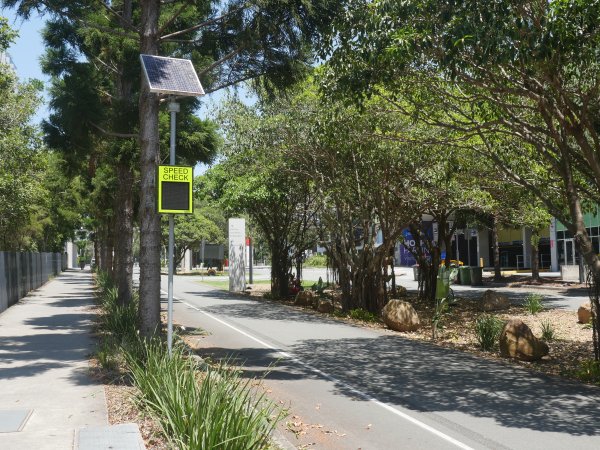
[3,8,50,123]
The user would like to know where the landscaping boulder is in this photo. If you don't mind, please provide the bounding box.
[578,303,593,324]
[294,290,314,307]
[317,299,334,314]
[382,300,420,332]
[499,319,549,361]
[480,290,511,311]
[330,291,343,306]
[312,297,320,310]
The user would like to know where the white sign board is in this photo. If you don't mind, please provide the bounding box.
[228,218,246,292]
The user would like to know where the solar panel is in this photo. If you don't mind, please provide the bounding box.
[140,54,205,97]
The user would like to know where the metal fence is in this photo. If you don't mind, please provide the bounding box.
[0,252,67,314]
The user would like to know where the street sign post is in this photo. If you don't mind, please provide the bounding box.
[157,165,193,214]
[140,54,204,356]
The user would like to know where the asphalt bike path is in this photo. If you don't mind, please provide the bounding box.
[165,273,600,450]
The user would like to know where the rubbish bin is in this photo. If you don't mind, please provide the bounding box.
[436,269,451,300]
[413,265,421,281]
[470,266,483,286]
[459,266,471,285]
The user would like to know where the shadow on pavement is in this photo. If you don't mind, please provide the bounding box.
[197,332,600,436]
[290,335,600,436]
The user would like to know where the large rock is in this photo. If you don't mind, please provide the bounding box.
[480,290,511,311]
[499,319,549,361]
[382,300,420,332]
[578,303,592,324]
[294,290,314,307]
[330,291,343,306]
[317,300,334,314]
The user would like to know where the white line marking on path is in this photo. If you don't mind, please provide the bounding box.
[166,291,473,450]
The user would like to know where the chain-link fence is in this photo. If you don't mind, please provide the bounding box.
[0,252,67,314]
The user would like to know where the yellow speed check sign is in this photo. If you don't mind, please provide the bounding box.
[157,165,193,214]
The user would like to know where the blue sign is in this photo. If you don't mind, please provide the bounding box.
[399,224,432,266]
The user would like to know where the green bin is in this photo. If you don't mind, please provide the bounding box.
[436,269,451,300]
[459,266,471,285]
[470,266,483,286]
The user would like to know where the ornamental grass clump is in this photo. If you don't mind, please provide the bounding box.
[540,319,556,341]
[125,340,284,449]
[524,293,544,315]
[475,314,504,351]
[94,271,139,369]
[97,283,138,342]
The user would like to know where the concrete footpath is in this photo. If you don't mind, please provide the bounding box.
[0,269,143,450]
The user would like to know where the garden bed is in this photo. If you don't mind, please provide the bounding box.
[243,286,597,384]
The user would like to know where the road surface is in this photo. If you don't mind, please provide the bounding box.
[162,273,600,450]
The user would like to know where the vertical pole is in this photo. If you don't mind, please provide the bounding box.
[249,237,253,284]
[467,229,471,266]
[167,98,179,356]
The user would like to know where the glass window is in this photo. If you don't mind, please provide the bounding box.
[557,231,565,240]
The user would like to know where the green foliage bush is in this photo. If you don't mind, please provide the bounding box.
[524,294,544,315]
[431,297,449,340]
[576,360,600,384]
[349,308,378,323]
[311,277,329,297]
[94,271,138,370]
[475,315,504,351]
[94,271,284,448]
[304,254,327,267]
[125,341,283,449]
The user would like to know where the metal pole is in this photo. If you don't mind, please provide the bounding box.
[467,229,471,266]
[249,237,253,284]
[167,98,179,356]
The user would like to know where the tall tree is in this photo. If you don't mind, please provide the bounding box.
[323,0,600,358]
[209,99,319,298]
[6,0,344,336]
[0,17,47,250]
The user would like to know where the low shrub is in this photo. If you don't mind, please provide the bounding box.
[431,297,449,340]
[524,294,544,315]
[304,254,328,267]
[94,273,284,448]
[125,340,284,449]
[576,359,600,384]
[98,286,138,342]
[95,336,120,371]
[349,308,378,323]
[540,320,556,341]
[475,314,504,351]
[311,277,329,297]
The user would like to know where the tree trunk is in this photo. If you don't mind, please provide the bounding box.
[492,215,502,281]
[138,0,161,338]
[564,166,600,360]
[270,243,290,299]
[99,222,114,275]
[113,162,135,306]
[113,0,135,307]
